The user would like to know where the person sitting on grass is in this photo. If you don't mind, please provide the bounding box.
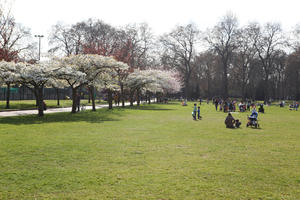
[235,119,241,128]
[225,113,235,128]
[249,108,258,120]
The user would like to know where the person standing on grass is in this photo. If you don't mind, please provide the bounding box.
[214,98,219,111]
[197,106,201,120]
[193,103,197,120]
[219,100,223,111]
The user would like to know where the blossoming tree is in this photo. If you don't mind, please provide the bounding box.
[54,54,129,113]
[0,61,19,109]
[15,61,58,116]
[126,69,181,105]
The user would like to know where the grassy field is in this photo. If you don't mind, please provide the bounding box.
[0,99,107,111]
[0,102,299,199]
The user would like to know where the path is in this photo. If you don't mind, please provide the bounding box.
[0,102,137,117]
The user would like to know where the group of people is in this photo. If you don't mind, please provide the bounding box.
[213,98,256,113]
[191,98,261,128]
[279,100,299,111]
[190,96,300,129]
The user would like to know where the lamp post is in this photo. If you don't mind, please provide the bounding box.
[34,34,44,61]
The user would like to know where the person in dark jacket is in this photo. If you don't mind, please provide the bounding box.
[225,113,235,128]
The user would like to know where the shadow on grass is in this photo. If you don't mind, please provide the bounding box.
[0,108,124,125]
[0,104,174,125]
[155,102,180,105]
[123,104,174,111]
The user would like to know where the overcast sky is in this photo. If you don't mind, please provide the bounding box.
[9,0,300,53]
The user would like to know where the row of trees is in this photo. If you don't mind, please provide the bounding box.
[160,14,300,100]
[0,55,181,116]
[48,14,300,101]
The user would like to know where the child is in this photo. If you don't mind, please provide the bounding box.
[192,103,197,120]
[197,106,201,120]
[235,119,241,128]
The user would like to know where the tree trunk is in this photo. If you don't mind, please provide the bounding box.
[130,90,134,106]
[22,86,25,100]
[207,76,211,100]
[136,89,140,106]
[296,71,300,100]
[121,84,125,108]
[264,75,269,101]
[241,82,246,100]
[71,87,77,113]
[184,79,190,100]
[56,88,60,106]
[148,92,151,104]
[108,90,113,109]
[5,82,10,109]
[223,63,228,99]
[89,86,96,111]
[38,88,44,117]
[33,86,45,117]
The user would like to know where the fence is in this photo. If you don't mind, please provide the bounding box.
[0,87,72,101]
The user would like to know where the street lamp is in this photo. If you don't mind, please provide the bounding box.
[34,34,44,61]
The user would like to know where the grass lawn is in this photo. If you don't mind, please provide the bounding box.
[0,102,299,199]
[0,99,107,111]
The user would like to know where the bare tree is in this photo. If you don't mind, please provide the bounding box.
[252,22,285,101]
[81,19,120,56]
[271,50,286,99]
[124,23,154,69]
[49,22,84,56]
[205,13,239,99]
[286,50,300,100]
[160,23,199,99]
[194,51,218,98]
[232,23,257,99]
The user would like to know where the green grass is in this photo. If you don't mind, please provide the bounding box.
[0,102,299,199]
[0,99,107,111]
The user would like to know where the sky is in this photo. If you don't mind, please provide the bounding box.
[7,0,300,53]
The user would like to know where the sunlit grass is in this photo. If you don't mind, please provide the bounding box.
[0,102,299,199]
